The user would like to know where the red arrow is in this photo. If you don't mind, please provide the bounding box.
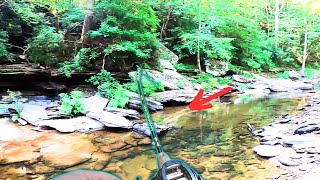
[188,86,234,111]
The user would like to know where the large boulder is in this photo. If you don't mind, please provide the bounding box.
[155,89,198,104]
[149,70,195,90]
[154,43,179,67]
[205,60,229,77]
[87,111,133,129]
[268,79,313,92]
[129,92,163,112]
[38,117,105,133]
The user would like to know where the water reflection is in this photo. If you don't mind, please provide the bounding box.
[0,97,306,180]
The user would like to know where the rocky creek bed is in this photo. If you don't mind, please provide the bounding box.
[0,67,320,179]
[0,92,314,180]
[252,91,320,179]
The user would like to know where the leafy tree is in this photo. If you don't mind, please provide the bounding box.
[0,31,13,61]
[90,0,160,64]
[28,26,64,66]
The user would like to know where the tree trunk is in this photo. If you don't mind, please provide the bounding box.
[274,0,279,47]
[197,19,201,72]
[301,17,308,75]
[81,12,94,45]
[81,0,95,45]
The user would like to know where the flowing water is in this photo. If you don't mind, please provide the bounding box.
[0,95,306,180]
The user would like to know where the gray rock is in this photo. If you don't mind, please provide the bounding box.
[87,111,133,129]
[81,93,109,114]
[16,118,28,126]
[129,92,163,112]
[133,123,169,136]
[21,104,48,126]
[38,116,105,133]
[205,60,229,77]
[269,79,313,92]
[278,158,299,166]
[155,89,198,104]
[149,70,194,90]
[292,142,320,153]
[232,75,253,83]
[294,125,320,135]
[261,136,280,145]
[255,126,282,137]
[158,59,175,70]
[104,107,140,120]
[288,71,302,80]
[282,136,320,146]
[252,145,280,157]
[154,43,179,65]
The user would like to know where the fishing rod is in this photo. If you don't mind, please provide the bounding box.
[135,66,204,180]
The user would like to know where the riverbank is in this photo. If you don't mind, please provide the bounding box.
[252,91,320,179]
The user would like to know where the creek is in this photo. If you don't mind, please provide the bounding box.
[0,94,306,180]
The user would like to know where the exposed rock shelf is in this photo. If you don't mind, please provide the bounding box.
[251,92,320,179]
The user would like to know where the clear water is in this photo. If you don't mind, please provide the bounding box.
[0,96,306,180]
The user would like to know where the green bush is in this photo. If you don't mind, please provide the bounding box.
[192,73,232,91]
[87,70,130,108]
[59,91,84,115]
[125,78,165,97]
[305,67,320,79]
[28,26,63,66]
[174,63,196,71]
[241,72,255,79]
[276,71,290,79]
[59,48,98,77]
[0,31,13,61]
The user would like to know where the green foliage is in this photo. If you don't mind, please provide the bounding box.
[87,70,130,108]
[304,67,320,79]
[28,26,63,65]
[276,71,290,79]
[241,72,255,79]
[237,84,253,92]
[0,31,13,61]
[59,91,84,115]
[192,73,232,91]
[174,63,196,71]
[91,0,159,62]
[125,78,165,97]
[59,48,98,77]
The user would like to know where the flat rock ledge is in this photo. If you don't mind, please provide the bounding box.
[251,92,320,179]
